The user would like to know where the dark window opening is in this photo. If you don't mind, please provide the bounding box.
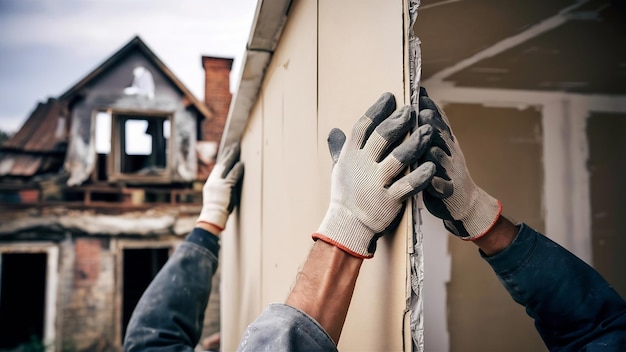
[121,248,169,341]
[95,153,108,182]
[0,253,47,349]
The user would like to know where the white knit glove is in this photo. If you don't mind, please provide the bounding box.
[313,93,436,258]
[197,144,244,230]
[418,88,501,240]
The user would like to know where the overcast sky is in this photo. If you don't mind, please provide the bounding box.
[0,0,258,133]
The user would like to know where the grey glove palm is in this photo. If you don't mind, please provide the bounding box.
[313,92,436,258]
[418,88,501,240]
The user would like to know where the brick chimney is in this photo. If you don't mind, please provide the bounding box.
[202,56,233,144]
[198,56,233,179]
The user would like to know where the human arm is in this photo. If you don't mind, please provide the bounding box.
[238,93,435,350]
[124,145,243,351]
[123,228,221,351]
[284,240,363,343]
[418,87,626,350]
[480,219,626,351]
[238,242,360,352]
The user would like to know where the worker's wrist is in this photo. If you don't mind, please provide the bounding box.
[448,189,502,240]
[473,216,518,256]
[285,240,363,344]
[196,221,223,236]
[314,207,376,259]
[197,206,228,232]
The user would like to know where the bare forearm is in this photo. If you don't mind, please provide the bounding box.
[472,215,519,256]
[285,241,363,344]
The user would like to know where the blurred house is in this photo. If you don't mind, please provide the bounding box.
[0,36,232,351]
[220,0,626,351]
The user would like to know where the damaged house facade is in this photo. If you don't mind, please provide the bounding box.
[0,36,232,351]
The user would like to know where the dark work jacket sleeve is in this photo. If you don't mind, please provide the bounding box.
[124,227,220,352]
[483,223,626,351]
[238,304,338,352]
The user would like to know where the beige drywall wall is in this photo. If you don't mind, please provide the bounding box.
[444,103,547,352]
[221,94,264,350]
[222,0,410,350]
[319,1,407,349]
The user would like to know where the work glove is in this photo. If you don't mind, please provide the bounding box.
[197,144,244,230]
[418,87,501,240]
[313,92,436,259]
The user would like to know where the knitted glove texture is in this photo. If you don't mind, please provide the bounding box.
[314,93,435,258]
[418,88,501,240]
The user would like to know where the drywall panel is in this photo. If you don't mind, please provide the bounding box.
[222,0,319,350]
[221,97,264,351]
[318,0,407,350]
[444,103,546,352]
[415,0,576,79]
[225,0,414,350]
[587,112,626,298]
[441,4,626,95]
[258,0,320,307]
[422,208,451,351]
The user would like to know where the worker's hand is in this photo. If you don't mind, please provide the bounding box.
[313,92,436,258]
[197,144,244,231]
[418,87,501,240]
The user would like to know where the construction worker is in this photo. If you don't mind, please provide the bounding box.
[124,89,626,352]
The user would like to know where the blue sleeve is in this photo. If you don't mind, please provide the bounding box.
[237,304,338,352]
[482,223,626,351]
[124,228,220,351]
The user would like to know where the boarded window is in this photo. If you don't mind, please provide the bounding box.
[121,248,169,340]
[0,253,47,349]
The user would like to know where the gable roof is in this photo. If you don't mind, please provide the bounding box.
[59,35,212,119]
[1,36,211,178]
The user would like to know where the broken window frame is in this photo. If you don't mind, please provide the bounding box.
[96,108,175,184]
[0,243,59,350]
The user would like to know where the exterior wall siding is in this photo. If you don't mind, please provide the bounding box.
[222,0,409,350]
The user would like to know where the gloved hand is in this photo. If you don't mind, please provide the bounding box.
[197,144,244,230]
[313,92,436,258]
[418,87,501,240]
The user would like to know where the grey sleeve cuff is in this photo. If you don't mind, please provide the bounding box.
[238,303,337,352]
[186,227,220,258]
[479,222,534,275]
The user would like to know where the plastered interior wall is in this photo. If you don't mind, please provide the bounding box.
[588,112,626,298]
[420,86,626,351]
[444,103,547,352]
[221,0,411,350]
